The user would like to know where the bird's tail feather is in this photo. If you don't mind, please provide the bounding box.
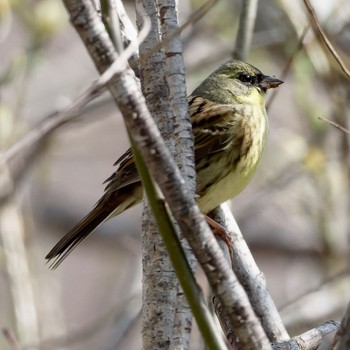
[46,182,143,269]
[45,205,113,269]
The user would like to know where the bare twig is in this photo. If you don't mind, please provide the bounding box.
[234,0,258,61]
[303,0,350,80]
[0,88,103,166]
[211,203,289,343]
[318,116,350,135]
[0,17,150,169]
[272,320,339,350]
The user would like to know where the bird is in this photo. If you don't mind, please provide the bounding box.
[46,59,283,267]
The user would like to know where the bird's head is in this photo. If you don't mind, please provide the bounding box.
[192,60,283,106]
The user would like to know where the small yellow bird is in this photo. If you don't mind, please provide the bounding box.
[46,59,282,266]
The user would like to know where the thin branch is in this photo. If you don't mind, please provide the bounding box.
[272,321,339,350]
[318,116,350,135]
[0,88,103,166]
[0,17,150,169]
[0,35,141,205]
[234,0,259,61]
[210,204,289,343]
[303,0,350,80]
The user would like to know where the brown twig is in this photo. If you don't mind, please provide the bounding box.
[303,0,350,80]
[318,116,350,135]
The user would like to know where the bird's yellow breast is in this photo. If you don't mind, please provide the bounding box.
[197,105,268,213]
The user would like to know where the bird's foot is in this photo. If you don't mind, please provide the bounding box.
[205,215,233,256]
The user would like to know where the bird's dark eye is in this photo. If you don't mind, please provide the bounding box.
[238,72,257,85]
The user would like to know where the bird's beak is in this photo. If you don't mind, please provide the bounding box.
[259,75,283,91]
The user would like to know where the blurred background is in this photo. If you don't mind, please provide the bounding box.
[0,0,349,349]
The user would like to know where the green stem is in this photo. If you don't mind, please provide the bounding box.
[129,132,227,350]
